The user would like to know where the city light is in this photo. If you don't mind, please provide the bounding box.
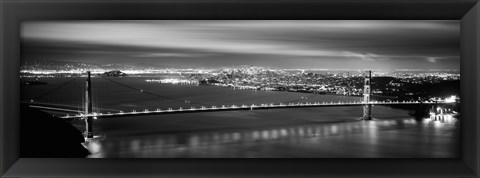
[444,95,458,103]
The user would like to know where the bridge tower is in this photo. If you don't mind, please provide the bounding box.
[362,70,372,120]
[84,71,94,140]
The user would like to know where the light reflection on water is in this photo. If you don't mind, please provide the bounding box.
[87,114,459,158]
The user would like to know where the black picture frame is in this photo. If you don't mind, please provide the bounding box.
[1,0,479,177]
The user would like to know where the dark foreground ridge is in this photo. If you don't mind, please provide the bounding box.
[20,104,90,158]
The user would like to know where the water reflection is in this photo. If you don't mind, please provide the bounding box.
[87,113,459,158]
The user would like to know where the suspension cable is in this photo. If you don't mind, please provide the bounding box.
[32,77,79,101]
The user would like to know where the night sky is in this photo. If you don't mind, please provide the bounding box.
[21,20,460,70]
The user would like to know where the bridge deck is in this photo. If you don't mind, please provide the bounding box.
[26,101,455,119]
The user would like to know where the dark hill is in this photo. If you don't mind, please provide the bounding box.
[102,70,127,77]
[20,104,90,157]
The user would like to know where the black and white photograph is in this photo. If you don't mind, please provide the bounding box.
[20,20,461,158]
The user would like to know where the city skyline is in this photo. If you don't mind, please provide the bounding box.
[22,20,459,70]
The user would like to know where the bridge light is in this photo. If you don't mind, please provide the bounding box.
[93,116,97,120]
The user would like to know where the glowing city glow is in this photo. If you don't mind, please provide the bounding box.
[444,95,458,103]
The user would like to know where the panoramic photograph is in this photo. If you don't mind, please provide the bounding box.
[20,20,460,158]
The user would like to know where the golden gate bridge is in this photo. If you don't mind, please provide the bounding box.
[23,71,458,140]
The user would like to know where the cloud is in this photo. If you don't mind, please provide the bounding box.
[341,51,388,61]
[22,21,456,60]
[132,53,213,58]
[426,57,437,63]
[21,20,460,69]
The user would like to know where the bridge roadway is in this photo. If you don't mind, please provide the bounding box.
[44,101,455,119]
